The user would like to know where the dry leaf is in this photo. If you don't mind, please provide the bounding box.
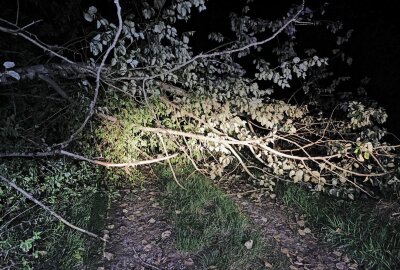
[264,260,273,268]
[103,252,113,261]
[161,230,171,240]
[281,247,290,254]
[336,262,346,270]
[261,217,268,222]
[184,258,194,267]
[298,229,306,236]
[333,251,342,257]
[144,244,152,252]
[297,220,305,227]
[244,239,253,249]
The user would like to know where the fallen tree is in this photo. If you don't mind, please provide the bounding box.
[1,1,400,266]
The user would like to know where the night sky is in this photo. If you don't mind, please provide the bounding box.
[185,0,400,138]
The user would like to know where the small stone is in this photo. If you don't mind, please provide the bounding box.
[107,224,115,229]
[304,227,311,234]
[122,209,128,214]
[127,215,135,221]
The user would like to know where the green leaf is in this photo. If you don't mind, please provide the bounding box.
[20,240,33,252]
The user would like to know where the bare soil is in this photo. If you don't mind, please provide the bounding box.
[95,181,363,270]
[95,185,195,270]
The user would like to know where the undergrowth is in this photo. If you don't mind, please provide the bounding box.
[0,85,111,269]
[277,183,400,270]
[158,166,266,270]
[0,159,109,269]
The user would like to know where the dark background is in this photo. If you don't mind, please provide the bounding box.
[185,0,400,138]
[1,0,399,137]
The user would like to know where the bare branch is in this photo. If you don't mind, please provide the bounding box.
[0,150,179,168]
[0,63,96,85]
[57,0,123,149]
[0,19,74,64]
[38,74,74,102]
[139,126,263,145]
[157,134,185,189]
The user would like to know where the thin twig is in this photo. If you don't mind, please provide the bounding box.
[38,74,74,103]
[0,22,74,64]
[57,0,123,149]
[157,134,185,189]
[134,0,305,82]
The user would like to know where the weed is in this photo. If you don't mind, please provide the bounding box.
[277,183,400,270]
[159,166,265,269]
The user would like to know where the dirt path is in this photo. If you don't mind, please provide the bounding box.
[95,185,195,270]
[95,182,362,270]
[234,196,361,270]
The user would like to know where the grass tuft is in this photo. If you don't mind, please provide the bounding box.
[278,183,400,270]
[159,167,265,269]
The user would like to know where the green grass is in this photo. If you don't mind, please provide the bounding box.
[34,191,109,269]
[277,183,400,270]
[158,167,266,270]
